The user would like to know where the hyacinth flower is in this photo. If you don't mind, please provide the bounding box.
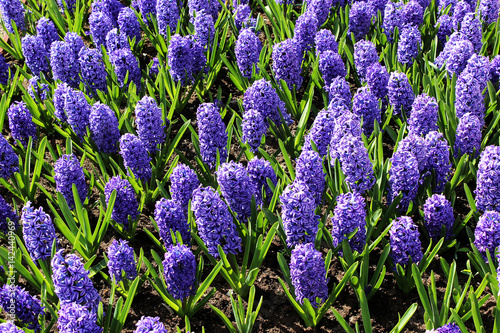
[423,194,454,241]
[21,202,58,262]
[329,112,363,160]
[105,176,139,230]
[352,87,381,135]
[28,76,49,102]
[452,1,472,30]
[118,7,142,43]
[79,47,107,96]
[491,55,500,83]
[247,157,277,206]
[435,15,453,44]
[110,48,142,90]
[0,136,19,180]
[144,241,223,317]
[234,4,252,30]
[0,285,44,330]
[295,150,325,206]
[455,70,485,123]
[7,101,37,145]
[50,41,81,87]
[454,113,482,158]
[119,133,152,182]
[0,0,25,33]
[21,35,50,75]
[445,39,474,77]
[107,239,137,282]
[0,54,9,85]
[54,154,87,209]
[474,211,500,260]
[36,17,58,53]
[235,28,262,78]
[302,108,336,157]
[53,83,71,123]
[306,0,333,28]
[217,161,255,220]
[135,96,167,153]
[280,181,319,248]
[462,54,491,91]
[293,11,318,55]
[338,135,375,193]
[89,103,120,153]
[0,194,18,234]
[168,34,204,85]
[154,198,190,246]
[475,146,500,212]
[354,40,378,83]
[157,0,180,36]
[390,215,422,267]
[138,0,156,21]
[326,76,352,108]
[242,109,267,152]
[243,78,293,125]
[106,28,129,53]
[272,39,303,90]
[169,163,199,209]
[383,1,403,41]
[134,317,168,333]
[460,13,482,52]
[398,25,421,66]
[407,93,439,136]
[423,131,451,193]
[349,1,372,41]
[314,29,338,56]
[193,10,215,49]
[388,71,415,116]
[402,0,424,26]
[278,242,357,327]
[57,302,102,333]
[388,150,420,211]
[479,0,499,24]
[319,50,346,86]
[191,186,241,257]
[90,10,113,47]
[51,249,101,312]
[0,322,24,333]
[331,192,367,253]
[197,102,228,168]
[64,89,92,140]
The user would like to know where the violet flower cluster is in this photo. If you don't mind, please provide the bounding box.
[314,29,338,56]
[54,154,87,209]
[289,243,328,307]
[89,102,120,153]
[53,83,70,123]
[427,323,461,333]
[118,7,142,42]
[0,0,25,33]
[326,77,352,108]
[408,93,439,136]
[7,101,37,145]
[272,39,303,90]
[398,25,421,65]
[383,1,403,41]
[366,63,389,100]
[455,70,485,123]
[352,87,381,135]
[197,102,228,168]
[475,146,500,212]
[107,239,137,282]
[349,1,372,41]
[50,41,81,87]
[423,131,451,193]
[319,50,346,86]
[64,88,92,140]
[154,198,190,245]
[0,54,8,85]
[388,150,420,211]
[51,249,101,313]
[0,322,24,333]
[462,54,491,91]
[389,216,423,268]
[110,48,142,90]
[157,0,180,36]
[338,135,376,193]
[217,161,255,220]
[243,79,292,125]
[331,191,367,252]
[460,13,482,52]
[135,96,167,152]
[303,108,336,157]
[134,317,168,333]
[104,176,139,229]
[454,112,482,158]
[479,0,499,24]
[452,1,472,30]
[0,136,19,180]
[234,4,251,30]
[247,157,277,206]
[242,109,267,152]
[474,211,500,260]
[191,186,241,257]
[21,35,49,75]
[280,181,320,248]
[388,71,415,116]
[423,194,454,240]
[168,34,206,85]
[21,202,58,262]
[436,15,453,44]
[57,302,102,333]
[119,134,152,181]
[106,28,129,53]
[193,10,215,48]
[28,76,49,102]
[293,11,318,55]
[354,40,378,82]
[295,150,326,205]
[329,112,363,160]
[403,0,424,26]
[235,28,262,78]
[490,55,500,83]
[89,10,113,47]
[0,285,43,331]
[0,194,18,233]
[170,163,200,208]
[163,244,197,300]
